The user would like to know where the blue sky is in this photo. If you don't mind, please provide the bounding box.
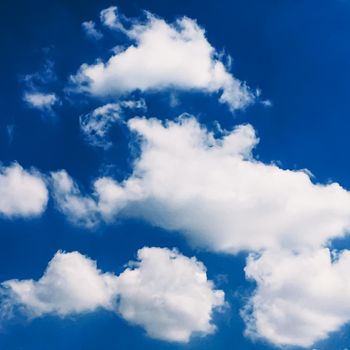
[2,0,350,349]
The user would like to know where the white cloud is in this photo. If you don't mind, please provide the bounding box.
[2,251,118,317]
[50,170,99,228]
[80,99,146,148]
[41,8,350,348]
[50,115,350,346]
[23,92,59,112]
[82,20,103,40]
[115,247,225,342]
[52,116,350,253]
[70,6,254,111]
[243,248,350,347]
[22,58,60,116]
[1,248,224,343]
[0,163,48,218]
[100,6,126,32]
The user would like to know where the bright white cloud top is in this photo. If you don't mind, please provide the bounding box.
[116,247,225,342]
[49,115,350,346]
[2,251,118,317]
[1,247,224,342]
[52,116,350,253]
[243,248,350,347]
[3,5,349,348]
[71,6,254,111]
[0,163,48,218]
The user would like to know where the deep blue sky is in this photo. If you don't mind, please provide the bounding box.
[1,0,350,349]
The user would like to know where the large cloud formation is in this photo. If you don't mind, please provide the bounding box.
[243,248,350,347]
[50,115,350,347]
[11,5,349,347]
[1,247,224,343]
[71,6,254,111]
[0,163,48,218]
[52,116,350,253]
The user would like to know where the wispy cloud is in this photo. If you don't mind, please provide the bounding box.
[80,99,146,149]
[82,20,103,40]
[23,92,59,113]
[21,57,60,117]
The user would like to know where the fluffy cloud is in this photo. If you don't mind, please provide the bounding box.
[115,247,225,342]
[49,115,350,346]
[52,116,350,253]
[23,92,58,111]
[2,251,118,317]
[1,248,224,342]
[70,6,254,111]
[243,248,350,347]
[82,20,103,40]
[80,99,146,148]
[0,163,48,218]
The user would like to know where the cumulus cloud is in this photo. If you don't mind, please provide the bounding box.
[1,248,224,342]
[0,163,48,218]
[243,248,350,347]
[49,115,350,346]
[51,116,350,253]
[115,247,225,342]
[82,20,103,40]
[80,99,146,148]
[70,6,254,111]
[2,251,118,317]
